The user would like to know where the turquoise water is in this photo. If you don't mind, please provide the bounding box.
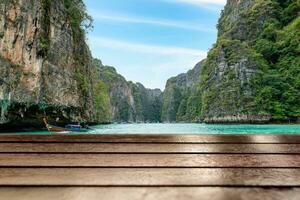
[13,123,300,134]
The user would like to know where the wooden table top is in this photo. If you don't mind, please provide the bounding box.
[0,134,299,200]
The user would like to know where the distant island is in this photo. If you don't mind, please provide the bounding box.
[0,0,299,130]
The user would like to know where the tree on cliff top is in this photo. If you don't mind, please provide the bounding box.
[64,0,93,34]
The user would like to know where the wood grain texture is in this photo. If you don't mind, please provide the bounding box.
[0,143,300,153]
[1,134,300,143]
[1,187,300,200]
[1,134,300,200]
[1,168,300,186]
[1,153,300,167]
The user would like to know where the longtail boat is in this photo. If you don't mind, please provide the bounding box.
[43,118,89,133]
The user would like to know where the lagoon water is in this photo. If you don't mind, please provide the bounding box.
[90,123,300,134]
[15,123,300,134]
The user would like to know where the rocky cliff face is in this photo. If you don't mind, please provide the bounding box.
[95,59,162,123]
[0,0,110,130]
[1,0,298,128]
[130,82,163,123]
[162,61,204,122]
[0,0,162,129]
[162,0,300,123]
[196,0,270,123]
[200,0,300,123]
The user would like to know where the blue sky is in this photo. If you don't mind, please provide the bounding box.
[84,0,226,89]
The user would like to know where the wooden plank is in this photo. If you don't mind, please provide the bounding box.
[1,143,300,153]
[1,154,300,167]
[0,134,300,143]
[0,187,300,200]
[0,168,300,186]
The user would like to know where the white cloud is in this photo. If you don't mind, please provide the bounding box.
[88,37,207,89]
[89,36,207,57]
[91,12,216,33]
[163,0,226,11]
[169,0,226,6]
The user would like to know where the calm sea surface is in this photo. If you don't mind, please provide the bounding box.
[13,123,300,134]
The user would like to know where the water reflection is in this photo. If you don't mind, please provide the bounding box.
[89,123,300,134]
[13,123,300,134]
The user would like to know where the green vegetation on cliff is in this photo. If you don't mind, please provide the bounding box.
[92,80,112,122]
[94,59,163,123]
[162,77,183,122]
[253,1,300,120]
[130,83,163,123]
[176,88,202,122]
[162,0,300,123]
[63,0,93,34]
[0,0,113,128]
[162,61,204,122]
[39,0,51,57]
[96,60,134,122]
[89,60,112,122]
[1,0,299,128]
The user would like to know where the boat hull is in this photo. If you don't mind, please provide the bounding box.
[47,126,71,133]
[43,118,88,133]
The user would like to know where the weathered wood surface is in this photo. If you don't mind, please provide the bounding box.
[1,153,300,167]
[0,134,300,200]
[1,187,300,200]
[1,168,300,186]
[1,143,300,153]
[1,134,300,143]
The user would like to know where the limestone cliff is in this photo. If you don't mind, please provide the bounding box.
[1,0,298,128]
[162,61,204,122]
[200,0,300,123]
[162,0,300,123]
[130,82,162,123]
[94,59,162,123]
[0,0,110,130]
